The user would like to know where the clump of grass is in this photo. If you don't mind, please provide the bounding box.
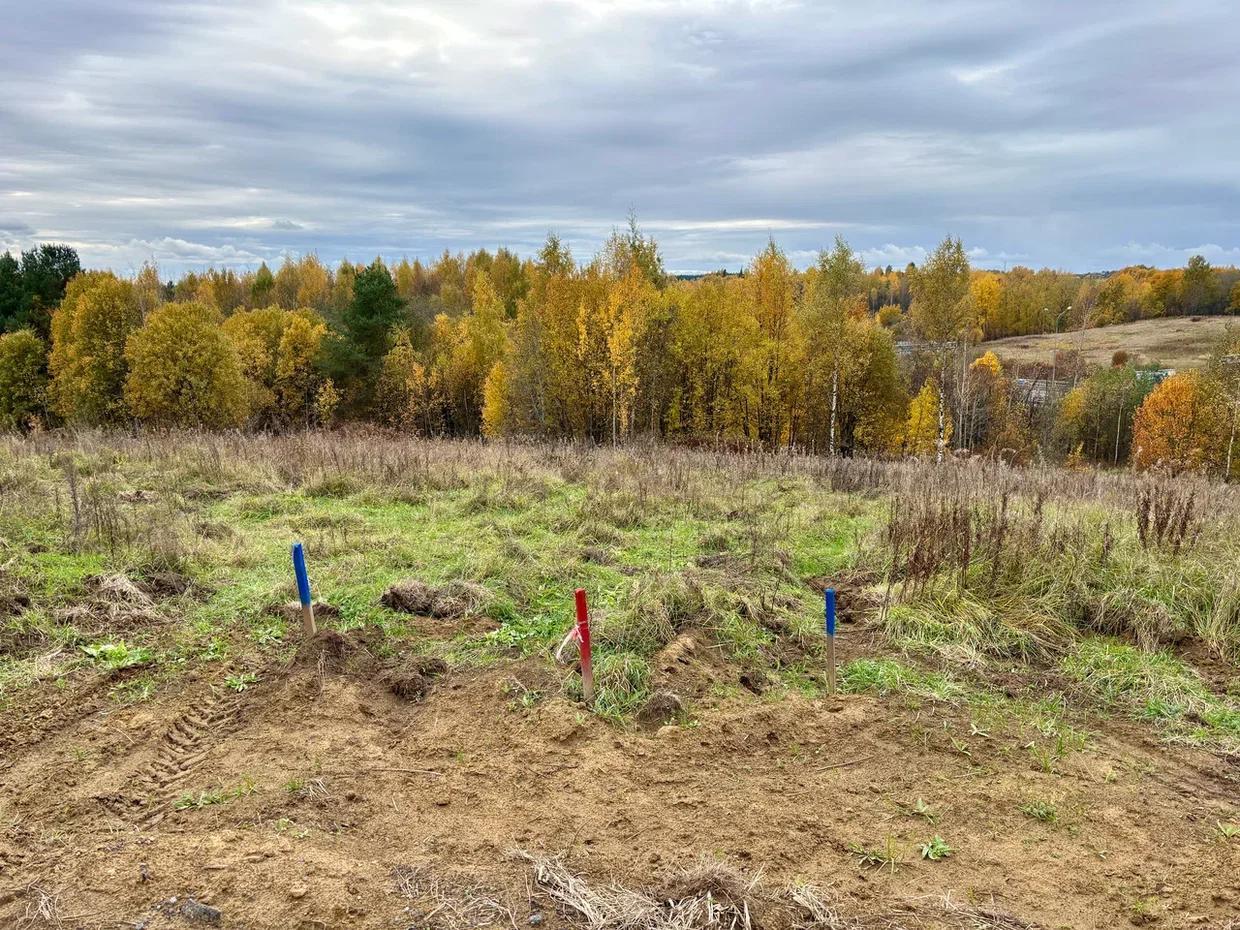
[882,594,1064,664]
[566,652,652,722]
[594,573,702,654]
[111,675,156,703]
[174,776,258,811]
[849,836,901,873]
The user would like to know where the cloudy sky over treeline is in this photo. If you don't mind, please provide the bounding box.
[2,0,1238,275]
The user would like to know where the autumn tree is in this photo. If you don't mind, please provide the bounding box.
[222,307,328,426]
[804,236,865,454]
[911,237,972,460]
[0,330,49,429]
[904,379,951,457]
[492,235,582,436]
[748,240,803,448]
[424,273,509,435]
[134,262,164,318]
[49,271,142,424]
[665,275,756,438]
[124,302,249,428]
[1054,364,1154,465]
[374,332,432,431]
[1131,371,1228,474]
[1205,325,1240,479]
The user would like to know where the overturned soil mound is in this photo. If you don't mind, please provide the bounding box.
[136,570,199,600]
[383,656,448,701]
[381,579,492,618]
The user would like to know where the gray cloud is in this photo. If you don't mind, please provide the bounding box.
[2,0,1238,276]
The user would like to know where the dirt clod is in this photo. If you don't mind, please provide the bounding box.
[638,690,684,727]
[295,628,362,672]
[381,579,491,618]
[137,570,197,599]
[180,898,222,925]
[383,657,448,701]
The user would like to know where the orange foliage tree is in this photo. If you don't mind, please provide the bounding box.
[1131,371,1228,474]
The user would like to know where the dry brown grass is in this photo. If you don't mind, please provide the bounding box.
[984,315,1234,371]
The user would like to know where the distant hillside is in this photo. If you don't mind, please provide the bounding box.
[983,315,1236,371]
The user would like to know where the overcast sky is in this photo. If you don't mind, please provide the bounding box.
[2,0,1239,277]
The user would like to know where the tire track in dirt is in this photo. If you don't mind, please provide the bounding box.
[97,669,248,828]
[139,688,244,828]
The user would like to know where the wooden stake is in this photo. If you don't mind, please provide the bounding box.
[824,587,837,695]
[292,542,316,638]
[574,588,593,705]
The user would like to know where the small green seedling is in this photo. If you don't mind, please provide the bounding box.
[225,672,259,692]
[1215,821,1240,840]
[174,777,257,811]
[919,835,953,861]
[81,642,152,670]
[849,837,900,873]
[1020,800,1059,823]
[902,797,939,824]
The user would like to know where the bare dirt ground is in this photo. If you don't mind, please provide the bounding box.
[984,316,1234,370]
[2,615,1237,930]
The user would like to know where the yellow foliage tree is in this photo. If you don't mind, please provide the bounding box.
[49,271,141,423]
[970,273,1003,339]
[222,307,327,426]
[374,332,432,431]
[481,360,510,438]
[124,302,249,428]
[0,330,48,430]
[315,378,341,425]
[904,379,952,456]
[970,350,1002,379]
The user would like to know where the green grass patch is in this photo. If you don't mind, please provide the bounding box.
[1060,638,1240,752]
[840,657,964,702]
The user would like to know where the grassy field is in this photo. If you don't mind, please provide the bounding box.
[1,432,1238,929]
[984,315,1236,370]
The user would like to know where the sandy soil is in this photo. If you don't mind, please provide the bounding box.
[1,621,1237,930]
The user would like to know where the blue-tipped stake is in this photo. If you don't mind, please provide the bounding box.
[824,588,837,695]
[291,542,317,637]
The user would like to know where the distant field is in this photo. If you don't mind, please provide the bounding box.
[984,315,1236,370]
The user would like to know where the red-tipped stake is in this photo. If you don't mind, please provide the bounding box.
[574,588,594,705]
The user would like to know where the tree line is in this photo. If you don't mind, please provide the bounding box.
[0,226,1237,477]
